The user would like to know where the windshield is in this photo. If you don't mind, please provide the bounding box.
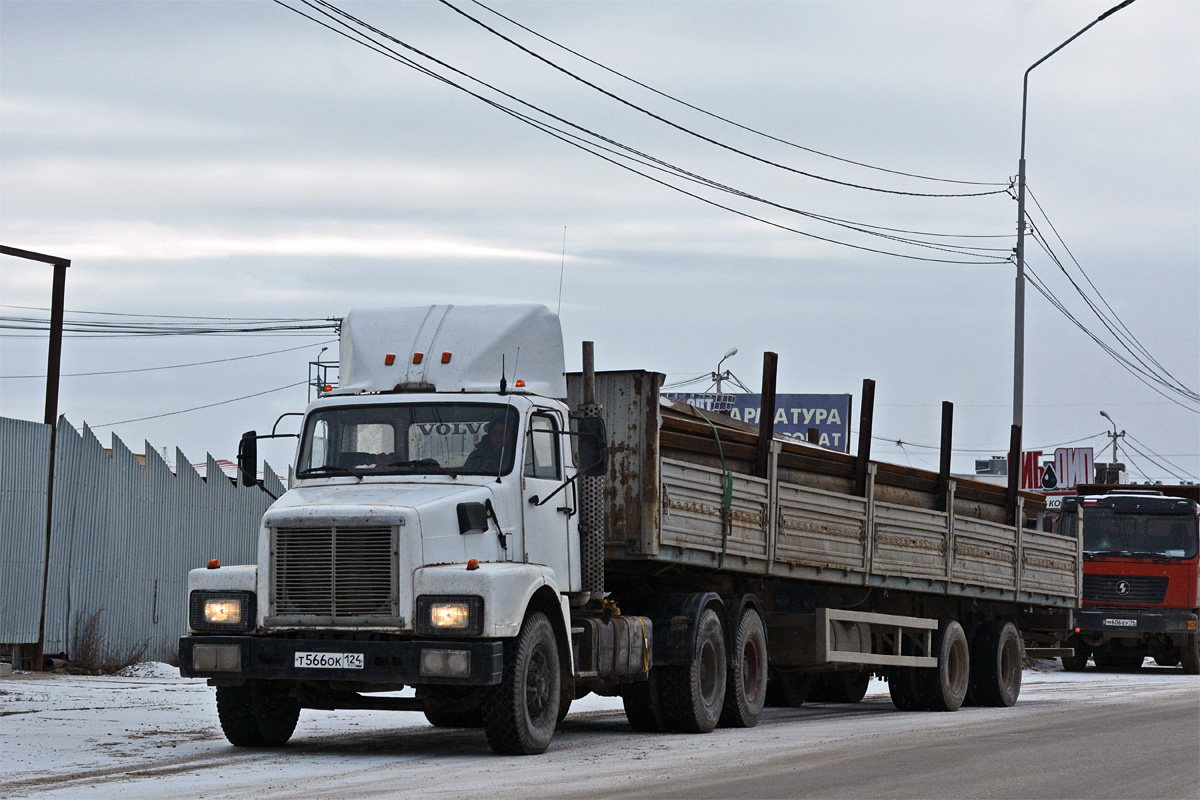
[1080,507,1199,559]
[297,402,519,478]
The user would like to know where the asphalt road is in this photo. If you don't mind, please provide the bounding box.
[4,666,1197,800]
[573,688,1200,800]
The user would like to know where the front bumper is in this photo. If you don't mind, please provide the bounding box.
[1075,608,1199,636]
[179,634,504,685]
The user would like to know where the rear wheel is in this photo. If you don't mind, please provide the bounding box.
[621,670,667,732]
[888,667,924,711]
[815,670,871,704]
[424,707,483,728]
[971,621,1022,707]
[216,681,300,747]
[661,607,726,733]
[918,620,970,712]
[482,611,561,755]
[765,669,812,707]
[719,609,768,728]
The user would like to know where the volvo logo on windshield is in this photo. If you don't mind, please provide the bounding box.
[1115,580,1132,596]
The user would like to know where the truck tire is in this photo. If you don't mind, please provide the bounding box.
[424,707,484,728]
[719,608,768,728]
[812,670,871,704]
[1061,637,1089,672]
[621,670,667,732]
[661,607,726,733]
[482,611,561,755]
[1094,648,1143,671]
[216,682,300,747]
[765,668,812,707]
[970,621,1022,707]
[918,620,970,712]
[888,667,924,711]
[1181,634,1200,675]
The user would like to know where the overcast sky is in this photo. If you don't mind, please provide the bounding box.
[2,0,1197,482]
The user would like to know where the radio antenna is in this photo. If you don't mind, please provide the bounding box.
[557,226,566,317]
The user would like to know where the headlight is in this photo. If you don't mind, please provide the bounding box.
[416,595,483,636]
[189,591,255,633]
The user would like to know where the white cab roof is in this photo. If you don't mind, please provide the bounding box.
[335,304,567,399]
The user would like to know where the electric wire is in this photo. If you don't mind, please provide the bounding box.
[278,0,1012,263]
[1026,187,1195,398]
[465,0,1008,188]
[92,380,310,428]
[0,340,338,380]
[438,0,1010,198]
[1123,433,1196,481]
[1024,203,1198,402]
[1023,255,1199,413]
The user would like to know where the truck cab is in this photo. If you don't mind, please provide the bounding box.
[1059,488,1200,672]
[179,304,614,755]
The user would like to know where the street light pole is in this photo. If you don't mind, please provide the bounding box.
[714,347,737,394]
[1012,0,1136,460]
[1100,410,1123,463]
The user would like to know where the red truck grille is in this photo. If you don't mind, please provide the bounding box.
[271,526,396,618]
[1082,574,1168,604]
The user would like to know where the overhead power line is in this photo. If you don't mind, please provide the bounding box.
[92,380,310,428]
[1,339,337,380]
[464,0,1007,188]
[275,0,1009,265]
[438,0,1010,198]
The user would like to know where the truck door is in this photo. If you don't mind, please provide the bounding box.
[521,410,576,590]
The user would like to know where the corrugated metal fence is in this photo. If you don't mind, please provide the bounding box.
[0,416,284,663]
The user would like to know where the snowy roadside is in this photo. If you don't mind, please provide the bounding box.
[1,660,1195,799]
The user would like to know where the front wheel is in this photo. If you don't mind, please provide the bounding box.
[482,611,561,755]
[1061,637,1089,672]
[216,681,300,747]
[1180,634,1200,675]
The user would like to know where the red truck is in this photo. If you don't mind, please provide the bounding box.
[1058,485,1200,673]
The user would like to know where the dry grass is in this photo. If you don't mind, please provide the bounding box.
[68,609,150,675]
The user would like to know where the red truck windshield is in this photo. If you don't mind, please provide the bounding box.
[1072,507,1199,559]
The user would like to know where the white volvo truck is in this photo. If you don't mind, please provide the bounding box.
[180,304,1079,755]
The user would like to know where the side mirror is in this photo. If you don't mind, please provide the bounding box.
[576,417,608,477]
[237,431,258,487]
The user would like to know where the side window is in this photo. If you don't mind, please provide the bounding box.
[524,413,561,480]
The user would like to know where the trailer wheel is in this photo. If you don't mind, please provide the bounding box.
[813,670,871,704]
[888,668,924,711]
[1094,649,1143,671]
[482,611,560,755]
[1060,637,1089,672]
[1181,634,1200,675]
[765,668,812,707]
[918,620,970,712]
[424,707,484,728]
[661,607,726,733]
[621,669,667,732]
[970,621,1022,707]
[216,681,300,747]
[719,608,768,728]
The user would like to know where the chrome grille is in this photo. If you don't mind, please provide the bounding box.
[272,526,396,618]
[1082,574,1168,604]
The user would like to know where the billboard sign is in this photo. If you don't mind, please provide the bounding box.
[665,393,852,453]
[1017,447,1095,492]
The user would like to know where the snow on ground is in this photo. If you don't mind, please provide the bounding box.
[1,660,1195,799]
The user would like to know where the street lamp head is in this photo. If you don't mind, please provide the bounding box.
[1100,410,1112,422]
[722,347,738,361]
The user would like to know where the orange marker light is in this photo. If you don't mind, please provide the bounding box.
[515,379,526,388]
[384,353,396,366]
[466,559,480,570]
[207,559,221,570]
[412,353,424,364]
[441,352,452,364]
[323,384,332,392]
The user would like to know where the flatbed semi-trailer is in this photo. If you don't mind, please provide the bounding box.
[179,305,1079,754]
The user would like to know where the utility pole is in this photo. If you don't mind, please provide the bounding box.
[1,245,70,671]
